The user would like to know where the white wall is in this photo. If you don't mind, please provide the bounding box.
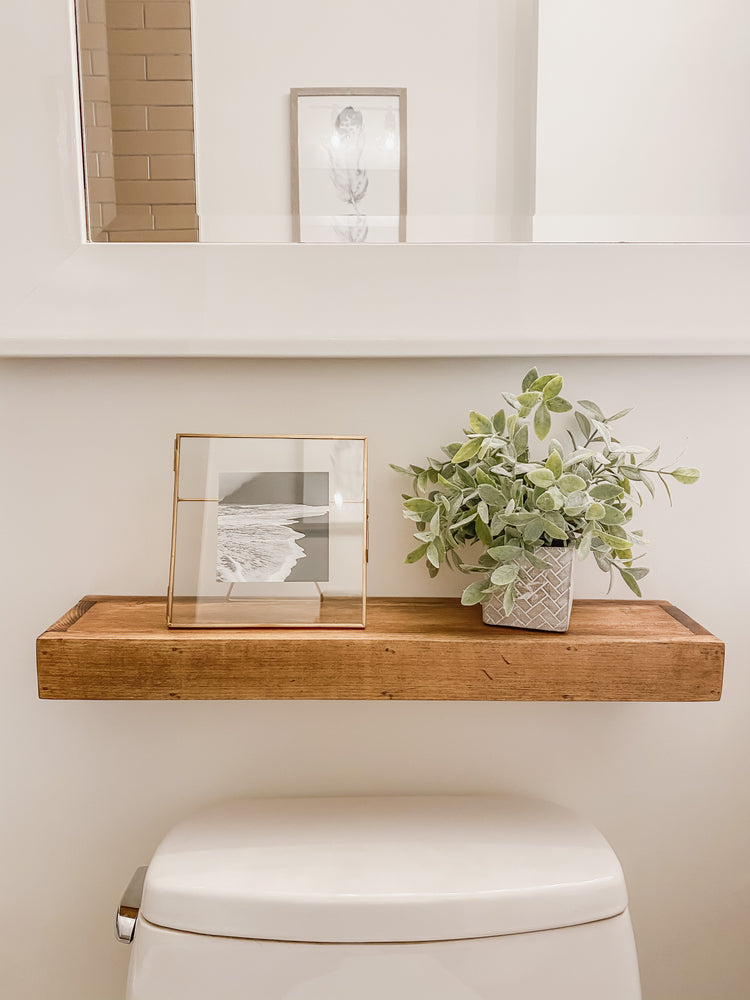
[534,0,750,241]
[1,356,748,1000]
[192,0,535,242]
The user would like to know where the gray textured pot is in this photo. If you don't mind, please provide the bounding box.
[482,547,575,632]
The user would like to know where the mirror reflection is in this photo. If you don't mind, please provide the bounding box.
[75,1,750,244]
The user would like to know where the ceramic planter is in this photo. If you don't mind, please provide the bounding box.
[482,547,575,632]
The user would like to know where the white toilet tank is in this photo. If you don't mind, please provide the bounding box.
[123,795,641,1000]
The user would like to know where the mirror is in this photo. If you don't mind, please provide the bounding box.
[75,0,750,244]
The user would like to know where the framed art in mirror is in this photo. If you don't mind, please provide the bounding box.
[168,434,367,628]
[290,88,407,244]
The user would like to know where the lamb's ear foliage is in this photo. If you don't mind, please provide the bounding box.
[391,370,699,613]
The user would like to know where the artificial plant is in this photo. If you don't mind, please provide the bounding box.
[391,369,699,613]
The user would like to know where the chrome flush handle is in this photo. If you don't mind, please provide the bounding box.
[115,866,148,943]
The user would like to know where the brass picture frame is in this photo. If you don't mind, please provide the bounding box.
[167,434,367,628]
[290,87,407,243]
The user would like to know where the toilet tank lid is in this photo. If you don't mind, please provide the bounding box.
[140,795,628,943]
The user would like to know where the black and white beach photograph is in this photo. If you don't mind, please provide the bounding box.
[216,471,330,583]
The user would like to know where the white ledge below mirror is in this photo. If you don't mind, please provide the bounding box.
[1,242,749,358]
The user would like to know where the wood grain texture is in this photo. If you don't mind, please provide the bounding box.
[36,597,724,702]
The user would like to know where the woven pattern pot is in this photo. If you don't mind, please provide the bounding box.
[482,547,575,632]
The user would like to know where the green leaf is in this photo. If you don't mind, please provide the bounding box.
[525,550,551,570]
[590,419,612,449]
[529,373,556,391]
[491,409,506,435]
[585,501,606,521]
[477,500,490,524]
[607,407,633,422]
[521,368,539,391]
[475,517,493,547]
[475,466,494,487]
[478,484,506,506]
[577,399,606,421]
[404,543,429,564]
[469,410,493,434]
[557,473,586,494]
[577,531,593,561]
[575,412,592,439]
[670,467,700,485]
[600,504,626,526]
[540,517,568,541]
[542,375,563,401]
[452,437,483,464]
[452,511,477,530]
[487,544,525,562]
[490,512,508,535]
[537,486,565,511]
[595,530,634,551]
[517,391,540,407]
[563,495,588,516]
[526,468,556,488]
[491,564,519,586]
[514,424,529,454]
[403,498,437,516]
[624,566,650,580]
[523,518,544,542]
[454,465,475,488]
[618,568,642,597]
[461,580,490,606]
[589,483,624,500]
[426,542,441,568]
[503,583,516,615]
[417,471,429,493]
[593,549,613,572]
[448,550,463,571]
[413,531,433,543]
[547,396,573,413]
[437,473,461,494]
[621,465,643,481]
[389,464,410,475]
[545,450,563,479]
[534,403,552,439]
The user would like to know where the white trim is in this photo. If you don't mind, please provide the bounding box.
[0,2,748,359]
[2,242,749,358]
[67,0,90,245]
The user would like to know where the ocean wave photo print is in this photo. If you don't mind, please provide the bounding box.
[216,471,330,583]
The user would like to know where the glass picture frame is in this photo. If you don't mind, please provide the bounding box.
[167,435,367,628]
[290,87,407,244]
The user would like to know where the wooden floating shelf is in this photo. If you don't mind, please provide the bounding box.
[36,597,723,702]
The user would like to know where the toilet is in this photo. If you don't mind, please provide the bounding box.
[119,795,641,1000]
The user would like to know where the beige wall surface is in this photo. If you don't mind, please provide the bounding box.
[192,0,536,242]
[535,0,750,241]
[0,356,748,1000]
